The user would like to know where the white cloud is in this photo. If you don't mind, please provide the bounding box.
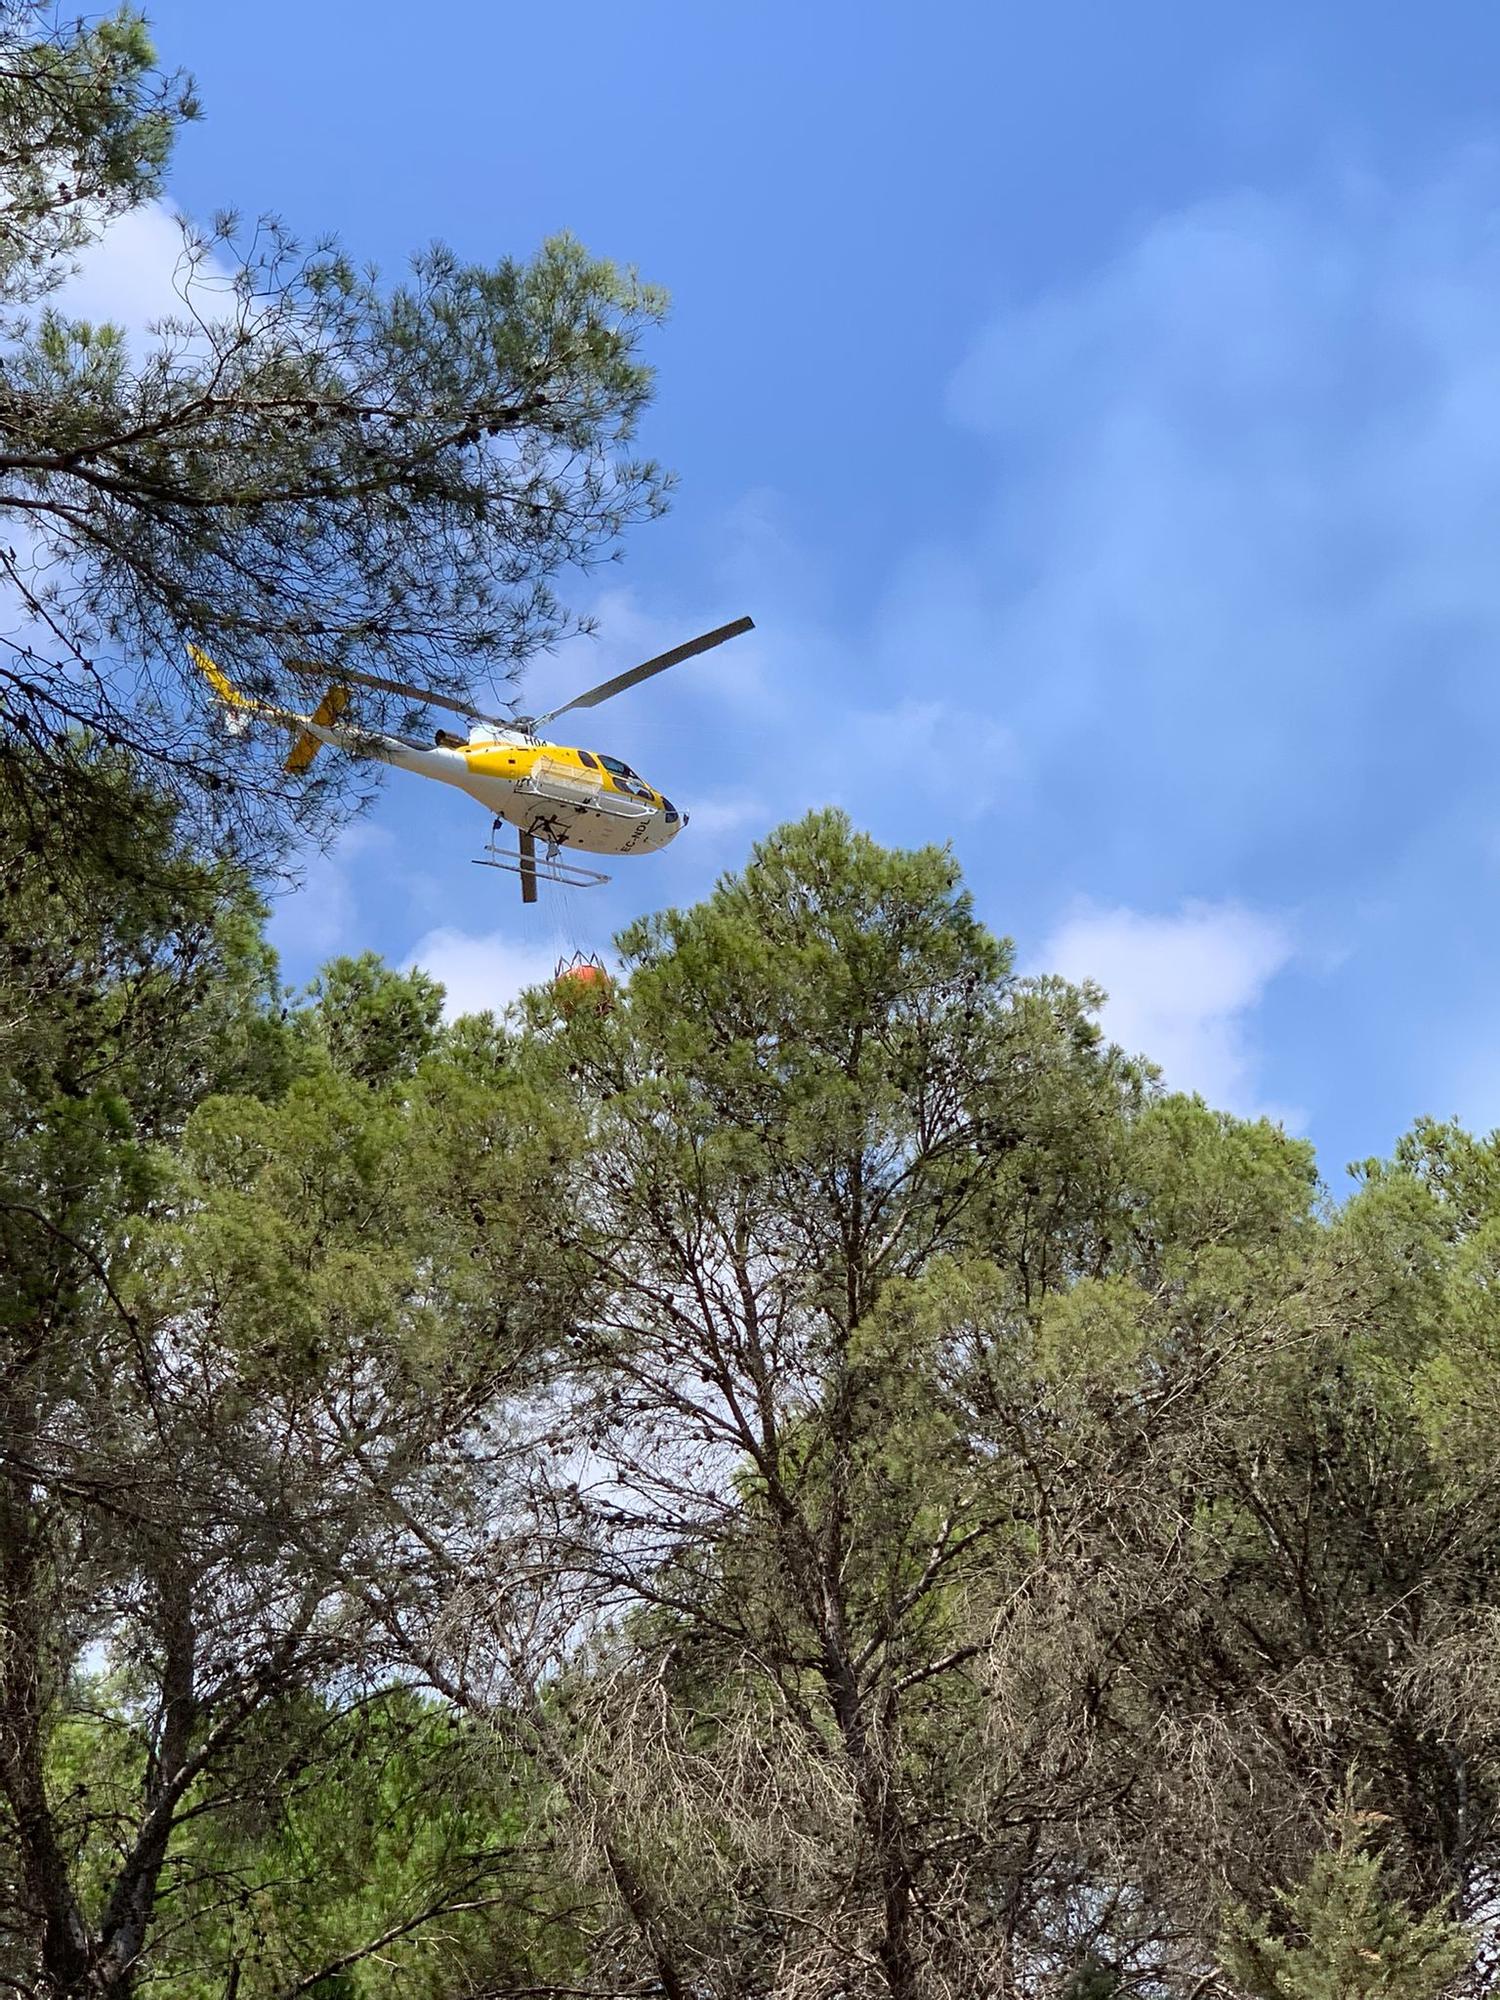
[1031,900,1297,1120]
[268,823,395,966]
[934,158,1500,894]
[269,848,360,963]
[405,926,562,1021]
[683,793,764,839]
[2,204,202,641]
[838,698,1017,820]
[49,201,193,338]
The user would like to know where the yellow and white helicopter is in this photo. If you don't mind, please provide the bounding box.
[189,617,754,901]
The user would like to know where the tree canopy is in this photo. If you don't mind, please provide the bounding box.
[0,2,669,857]
[2,774,1497,2000]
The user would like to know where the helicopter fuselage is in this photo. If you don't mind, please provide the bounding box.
[304,717,685,858]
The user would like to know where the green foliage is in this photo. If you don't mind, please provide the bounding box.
[1128,1093,1318,1267]
[498,814,1493,1998]
[0,741,277,1348]
[6,793,1500,1999]
[46,1689,578,2000]
[293,952,445,1087]
[0,7,669,853]
[0,2,196,303]
[0,752,591,1998]
[1224,1816,1472,2000]
[597,810,1030,1323]
[1035,1271,1151,1385]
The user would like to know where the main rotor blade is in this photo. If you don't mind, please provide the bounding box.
[283,659,511,730]
[518,829,538,905]
[529,616,754,728]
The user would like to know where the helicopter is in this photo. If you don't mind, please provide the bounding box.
[189,616,754,902]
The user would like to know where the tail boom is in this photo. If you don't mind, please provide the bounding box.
[188,644,353,775]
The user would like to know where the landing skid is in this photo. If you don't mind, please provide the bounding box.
[472,825,610,903]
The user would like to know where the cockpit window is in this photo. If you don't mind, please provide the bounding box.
[578,749,600,769]
[595,751,655,802]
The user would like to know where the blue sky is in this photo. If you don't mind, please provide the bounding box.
[90,1,1500,1178]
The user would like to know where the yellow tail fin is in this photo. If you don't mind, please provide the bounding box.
[187,641,255,712]
[284,684,350,773]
